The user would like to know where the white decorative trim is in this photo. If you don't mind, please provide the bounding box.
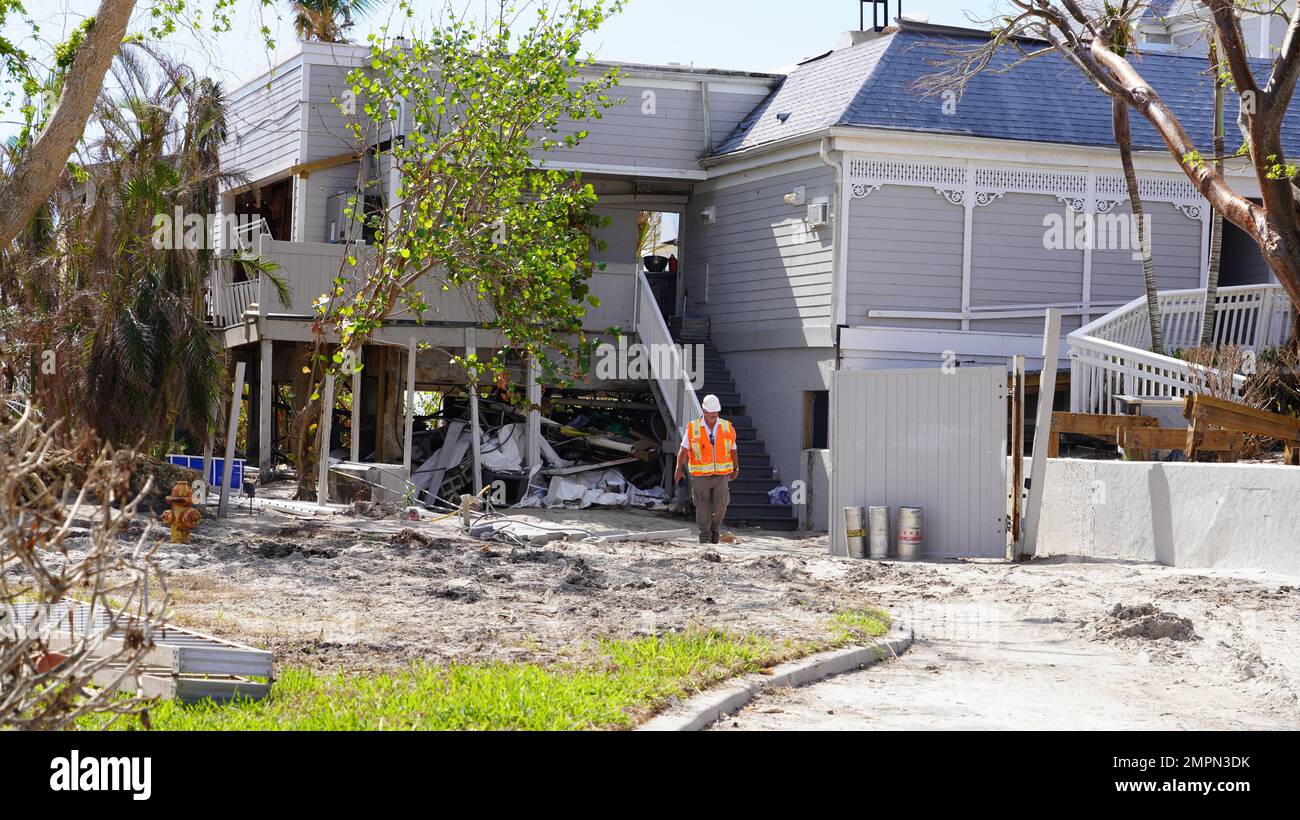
[847,157,965,188]
[974,167,1087,199]
[1095,173,1198,202]
[847,157,1207,220]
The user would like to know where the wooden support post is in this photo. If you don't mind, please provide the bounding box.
[217,361,246,518]
[349,348,362,464]
[465,328,483,494]
[259,338,273,483]
[1020,308,1062,559]
[317,373,335,507]
[403,337,416,477]
[1010,355,1025,550]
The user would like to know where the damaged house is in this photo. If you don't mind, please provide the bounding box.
[209,19,1294,530]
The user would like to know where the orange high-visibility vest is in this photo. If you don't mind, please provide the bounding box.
[687,418,737,477]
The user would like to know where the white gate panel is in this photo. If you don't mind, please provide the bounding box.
[830,366,1007,559]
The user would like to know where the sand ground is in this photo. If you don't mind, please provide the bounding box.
[42,484,1300,729]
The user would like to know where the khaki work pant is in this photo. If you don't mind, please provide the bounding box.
[691,474,731,543]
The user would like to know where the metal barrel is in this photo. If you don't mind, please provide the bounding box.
[843,506,867,559]
[896,506,923,560]
[868,506,891,559]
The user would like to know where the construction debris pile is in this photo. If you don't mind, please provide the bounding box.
[334,393,674,513]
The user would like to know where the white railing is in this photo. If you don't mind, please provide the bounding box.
[232,217,271,253]
[635,270,701,441]
[1069,284,1292,414]
[211,278,259,327]
[207,236,637,332]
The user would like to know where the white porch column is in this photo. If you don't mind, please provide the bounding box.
[218,361,246,518]
[316,373,335,507]
[525,357,542,472]
[960,160,974,331]
[1081,170,1097,324]
[349,348,362,464]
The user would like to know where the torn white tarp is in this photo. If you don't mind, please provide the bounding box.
[481,425,524,473]
[481,424,571,474]
[540,468,667,510]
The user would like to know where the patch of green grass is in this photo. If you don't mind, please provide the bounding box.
[79,611,892,731]
[828,607,891,644]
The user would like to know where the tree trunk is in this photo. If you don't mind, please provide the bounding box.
[0,0,136,248]
[1113,97,1167,356]
[1201,37,1226,347]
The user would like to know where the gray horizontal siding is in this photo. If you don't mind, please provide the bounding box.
[550,85,767,173]
[1092,201,1203,303]
[301,162,367,244]
[969,315,1082,334]
[304,62,369,164]
[222,64,303,183]
[846,185,963,325]
[686,166,835,337]
[971,192,1084,307]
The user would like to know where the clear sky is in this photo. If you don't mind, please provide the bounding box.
[2,0,996,106]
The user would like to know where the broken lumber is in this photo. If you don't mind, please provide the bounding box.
[1118,426,1243,462]
[1048,412,1159,458]
[595,527,693,544]
[1183,394,1300,464]
[544,458,639,477]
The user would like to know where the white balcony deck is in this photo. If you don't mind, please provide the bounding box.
[208,237,638,335]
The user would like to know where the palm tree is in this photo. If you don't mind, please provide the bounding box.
[1106,23,1166,356]
[73,46,240,447]
[1113,98,1167,356]
[290,0,379,43]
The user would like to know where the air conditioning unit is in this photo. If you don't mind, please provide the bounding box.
[806,200,830,229]
[327,190,364,244]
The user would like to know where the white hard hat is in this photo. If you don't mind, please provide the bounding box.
[702,394,722,413]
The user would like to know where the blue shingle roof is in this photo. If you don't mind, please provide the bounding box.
[714,24,1300,158]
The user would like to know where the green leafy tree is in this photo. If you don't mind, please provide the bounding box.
[289,0,624,496]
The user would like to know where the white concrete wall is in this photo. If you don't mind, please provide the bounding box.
[1036,459,1300,578]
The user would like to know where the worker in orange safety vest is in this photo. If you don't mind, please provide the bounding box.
[673,394,739,544]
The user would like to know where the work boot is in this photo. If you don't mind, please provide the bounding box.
[698,534,710,544]
[710,531,721,545]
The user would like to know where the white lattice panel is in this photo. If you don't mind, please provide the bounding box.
[974,167,1086,198]
[847,157,1208,217]
[848,157,965,191]
[1096,173,1199,204]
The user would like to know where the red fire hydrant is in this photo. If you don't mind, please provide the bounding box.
[161,481,202,544]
